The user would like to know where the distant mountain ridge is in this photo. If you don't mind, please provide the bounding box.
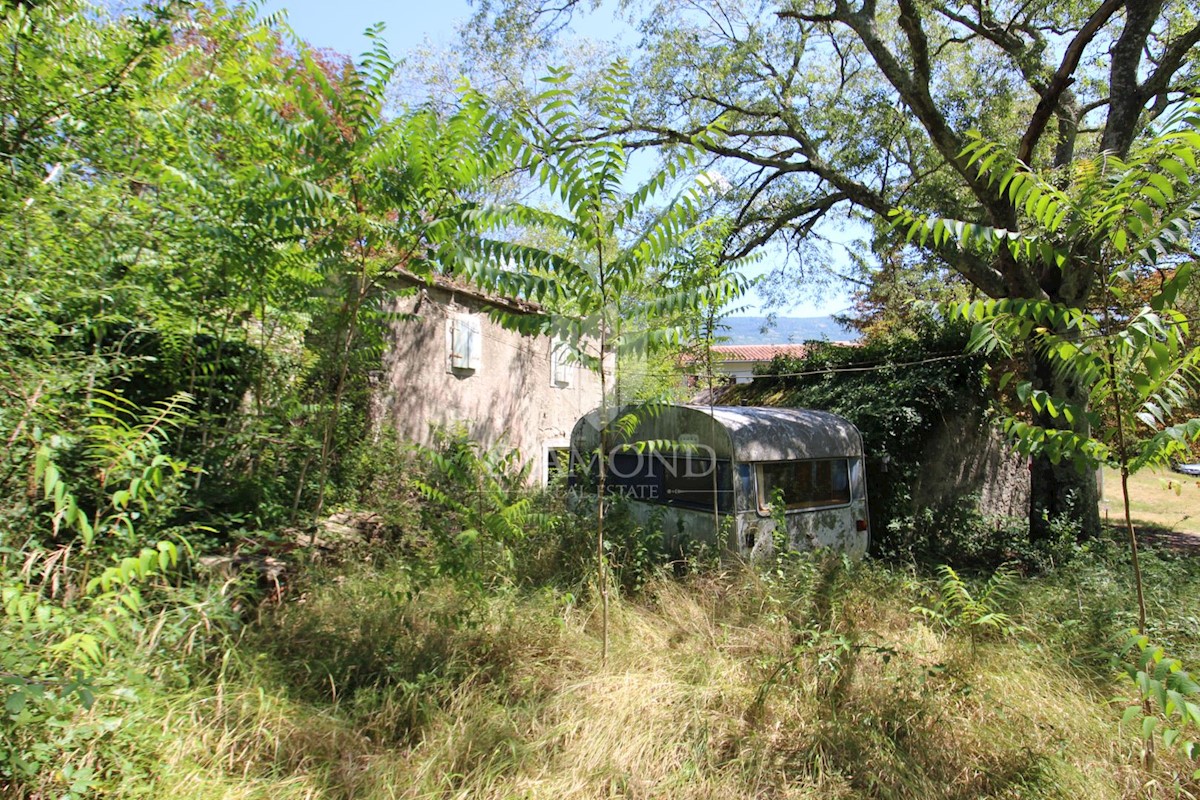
[719,316,857,345]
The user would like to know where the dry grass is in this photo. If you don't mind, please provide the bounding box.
[1100,467,1200,535]
[102,558,1200,800]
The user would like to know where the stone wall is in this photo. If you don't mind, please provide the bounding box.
[373,276,604,484]
[910,407,1030,520]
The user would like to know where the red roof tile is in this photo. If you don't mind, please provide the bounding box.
[711,344,810,362]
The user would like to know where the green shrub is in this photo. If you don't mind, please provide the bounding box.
[885,493,1078,572]
[0,390,247,797]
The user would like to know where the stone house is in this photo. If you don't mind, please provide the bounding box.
[373,272,605,485]
[691,344,813,385]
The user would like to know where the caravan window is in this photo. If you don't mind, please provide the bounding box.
[585,449,733,511]
[756,459,851,512]
[663,454,733,512]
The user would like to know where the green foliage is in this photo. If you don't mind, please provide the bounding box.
[409,432,538,589]
[767,487,790,559]
[32,392,194,548]
[893,102,1200,629]
[351,428,704,600]
[0,551,179,793]
[11,2,1199,793]
[0,0,498,545]
[460,61,747,371]
[728,319,992,561]
[1,569,244,798]
[891,103,1200,478]
[598,500,670,594]
[0,390,214,796]
[466,0,1200,539]
[908,497,1080,573]
[1118,633,1200,775]
[346,427,585,595]
[276,30,491,522]
[259,571,499,721]
[456,61,748,661]
[11,514,1200,796]
[911,564,1020,650]
[0,2,504,791]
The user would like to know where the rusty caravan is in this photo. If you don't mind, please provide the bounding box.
[569,404,869,558]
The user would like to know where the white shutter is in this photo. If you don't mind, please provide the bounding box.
[550,338,572,387]
[447,313,482,372]
[463,314,482,370]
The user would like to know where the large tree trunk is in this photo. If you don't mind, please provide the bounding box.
[1029,457,1100,540]
[1028,344,1101,541]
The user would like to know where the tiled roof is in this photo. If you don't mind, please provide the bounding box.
[390,269,544,316]
[711,344,810,362]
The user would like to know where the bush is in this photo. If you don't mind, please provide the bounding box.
[884,493,1078,572]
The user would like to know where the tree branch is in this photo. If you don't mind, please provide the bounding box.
[725,193,845,261]
[1102,0,1164,156]
[1138,22,1200,108]
[932,4,1047,93]
[895,0,931,88]
[832,3,1014,228]
[1017,0,1122,165]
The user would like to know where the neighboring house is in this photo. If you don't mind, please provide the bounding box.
[687,344,813,385]
[373,272,604,485]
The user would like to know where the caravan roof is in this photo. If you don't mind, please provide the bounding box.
[571,404,863,463]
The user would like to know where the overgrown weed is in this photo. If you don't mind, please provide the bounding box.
[144,550,1192,798]
[12,528,1200,798]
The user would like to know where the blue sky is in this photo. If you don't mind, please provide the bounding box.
[262,0,853,319]
[263,0,476,59]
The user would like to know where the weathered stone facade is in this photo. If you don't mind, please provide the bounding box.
[374,273,604,484]
[910,407,1030,520]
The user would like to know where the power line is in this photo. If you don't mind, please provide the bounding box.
[615,350,978,381]
[711,351,976,380]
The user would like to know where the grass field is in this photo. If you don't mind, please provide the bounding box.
[1100,467,1200,534]
[11,516,1200,798]
[13,470,1200,799]
[86,547,1200,800]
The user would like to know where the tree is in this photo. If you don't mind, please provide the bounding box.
[894,102,1200,627]
[458,63,744,661]
[676,221,755,539]
[468,0,1200,538]
[270,29,490,522]
[0,0,493,537]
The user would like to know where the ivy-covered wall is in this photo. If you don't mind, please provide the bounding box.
[720,321,1029,561]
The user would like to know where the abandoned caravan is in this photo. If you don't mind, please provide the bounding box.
[569,404,869,558]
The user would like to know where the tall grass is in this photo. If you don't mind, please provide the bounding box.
[61,538,1200,800]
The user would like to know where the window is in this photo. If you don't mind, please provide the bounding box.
[605,451,663,502]
[550,338,573,387]
[659,452,730,511]
[446,313,481,372]
[757,459,851,512]
[578,448,732,511]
